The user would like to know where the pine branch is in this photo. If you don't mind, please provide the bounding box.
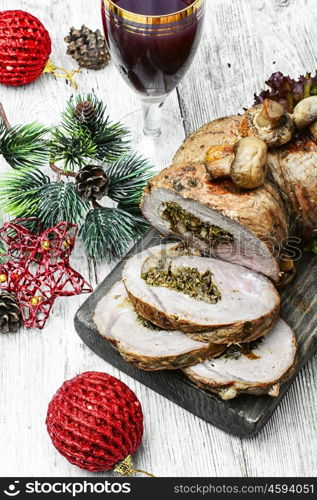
[93,118,130,163]
[117,202,143,216]
[0,168,50,217]
[0,239,5,263]
[49,161,76,179]
[0,240,5,264]
[37,181,89,228]
[106,153,154,208]
[58,94,130,166]
[0,122,49,169]
[50,123,97,171]
[0,97,152,264]
[86,93,130,161]
[80,207,148,261]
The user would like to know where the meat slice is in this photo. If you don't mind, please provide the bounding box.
[141,163,288,281]
[122,243,280,343]
[94,281,225,371]
[183,319,297,399]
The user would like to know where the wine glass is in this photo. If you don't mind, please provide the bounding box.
[101,0,205,141]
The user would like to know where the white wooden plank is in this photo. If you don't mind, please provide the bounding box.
[0,0,316,478]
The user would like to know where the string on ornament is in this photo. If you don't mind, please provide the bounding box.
[114,455,156,477]
[43,60,80,90]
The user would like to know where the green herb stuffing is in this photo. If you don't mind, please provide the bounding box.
[222,337,263,361]
[162,202,234,245]
[137,314,161,331]
[142,263,221,304]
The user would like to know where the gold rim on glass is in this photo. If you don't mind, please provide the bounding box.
[103,0,204,25]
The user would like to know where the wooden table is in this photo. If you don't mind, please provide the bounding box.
[0,0,316,477]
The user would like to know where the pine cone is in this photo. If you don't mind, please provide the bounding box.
[65,25,110,70]
[0,291,21,333]
[76,165,109,202]
[74,101,95,123]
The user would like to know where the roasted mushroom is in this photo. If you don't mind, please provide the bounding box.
[293,96,317,129]
[256,99,285,129]
[230,137,267,189]
[205,144,234,178]
[241,99,294,147]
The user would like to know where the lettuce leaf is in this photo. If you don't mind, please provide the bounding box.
[254,71,317,112]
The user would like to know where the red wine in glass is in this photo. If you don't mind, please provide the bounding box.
[112,0,196,16]
[101,0,205,136]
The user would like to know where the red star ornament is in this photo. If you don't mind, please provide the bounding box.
[0,219,92,329]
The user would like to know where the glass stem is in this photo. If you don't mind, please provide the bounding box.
[141,98,166,137]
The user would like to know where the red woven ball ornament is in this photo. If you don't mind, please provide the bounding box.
[0,10,51,86]
[46,372,144,473]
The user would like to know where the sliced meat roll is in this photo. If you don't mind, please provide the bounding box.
[94,281,225,371]
[173,112,316,242]
[122,243,280,343]
[184,318,297,399]
[142,163,288,282]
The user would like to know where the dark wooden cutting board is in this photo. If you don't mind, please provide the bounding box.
[74,229,317,438]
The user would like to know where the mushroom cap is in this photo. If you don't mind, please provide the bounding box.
[231,136,268,189]
[257,99,285,129]
[241,104,294,147]
[293,96,317,129]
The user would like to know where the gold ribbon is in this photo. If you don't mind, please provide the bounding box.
[114,455,156,478]
[43,59,80,90]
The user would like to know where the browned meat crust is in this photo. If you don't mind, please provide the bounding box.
[173,115,242,166]
[127,288,280,344]
[109,339,225,371]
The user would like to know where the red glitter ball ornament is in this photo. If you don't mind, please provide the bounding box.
[46,372,144,472]
[0,10,51,86]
